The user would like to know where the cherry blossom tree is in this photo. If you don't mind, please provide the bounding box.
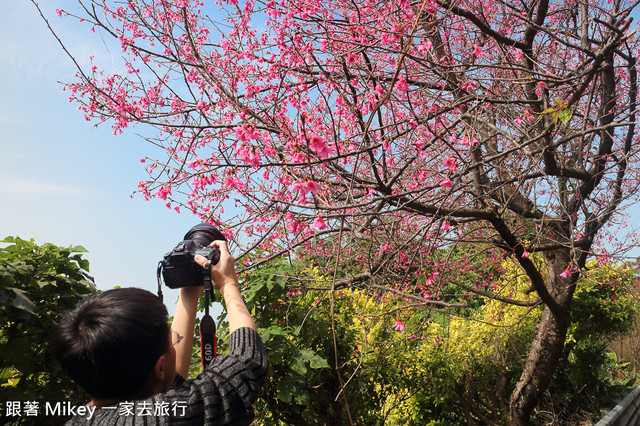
[38,0,640,422]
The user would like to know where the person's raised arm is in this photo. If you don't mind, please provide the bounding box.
[194,240,257,333]
[171,285,202,378]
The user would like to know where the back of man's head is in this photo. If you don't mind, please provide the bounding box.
[51,288,169,399]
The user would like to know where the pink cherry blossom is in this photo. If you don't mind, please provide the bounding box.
[308,134,332,158]
[417,40,432,53]
[424,273,438,285]
[311,215,327,230]
[155,186,172,200]
[293,180,319,197]
[473,44,485,58]
[393,319,405,331]
[459,80,475,91]
[443,157,457,171]
[396,75,409,92]
[235,124,260,142]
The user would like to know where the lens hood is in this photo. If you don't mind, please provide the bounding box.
[183,223,226,245]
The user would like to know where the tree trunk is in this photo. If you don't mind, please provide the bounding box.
[509,305,570,425]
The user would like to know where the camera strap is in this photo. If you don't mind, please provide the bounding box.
[156,261,164,302]
[199,259,217,368]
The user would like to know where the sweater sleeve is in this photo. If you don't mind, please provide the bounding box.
[165,327,269,425]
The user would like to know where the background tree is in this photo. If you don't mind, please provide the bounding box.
[40,0,640,422]
[0,237,95,425]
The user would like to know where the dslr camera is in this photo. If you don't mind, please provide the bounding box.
[160,223,226,288]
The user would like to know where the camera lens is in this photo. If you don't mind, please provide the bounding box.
[183,223,226,248]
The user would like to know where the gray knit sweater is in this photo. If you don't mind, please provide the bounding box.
[66,327,269,425]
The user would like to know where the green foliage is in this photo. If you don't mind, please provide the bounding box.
[180,250,638,426]
[8,235,635,424]
[216,259,350,425]
[0,237,95,425]
[206,250,639,424]
[215,252,531,424]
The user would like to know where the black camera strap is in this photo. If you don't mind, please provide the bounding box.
[156,261,164,302]
[199,259,217,368]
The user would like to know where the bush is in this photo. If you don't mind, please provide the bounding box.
[0,237,95,425]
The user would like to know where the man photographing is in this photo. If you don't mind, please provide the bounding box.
[51,240,269,425]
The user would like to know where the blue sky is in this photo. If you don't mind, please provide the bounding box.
[0,1,198,306]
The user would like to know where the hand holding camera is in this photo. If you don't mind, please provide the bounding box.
[194,240,239,292]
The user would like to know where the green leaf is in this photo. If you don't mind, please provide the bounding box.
[558,108,572,124]
[622,377,636,387]
[294,392,311,405]
[266,279,274,291]
[276,379,294,403]
[11,288,36,315]
[77,258,90,271]
[259,325,287,342]
[299,349,330,369]
[291,355,308,375]
[244,281,264,304]
[309,356,329,369]
[276,277,287,289]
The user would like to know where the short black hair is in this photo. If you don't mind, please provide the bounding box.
[50,288,169,399]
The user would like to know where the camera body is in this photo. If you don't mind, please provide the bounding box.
[160,223,226,288]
